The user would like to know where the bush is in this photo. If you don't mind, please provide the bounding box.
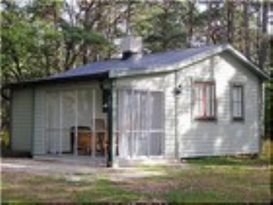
[261,139,273,160]
[0,129,9,147]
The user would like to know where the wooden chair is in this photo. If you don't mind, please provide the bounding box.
[70,126,92,155]
[94,119,119,157]
[95,119,108,156]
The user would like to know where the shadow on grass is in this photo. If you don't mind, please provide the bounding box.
[186,156,271,167]
[166,190,231,203]
[187,140,272,167]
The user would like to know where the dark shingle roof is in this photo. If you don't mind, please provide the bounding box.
[46,44,221,81]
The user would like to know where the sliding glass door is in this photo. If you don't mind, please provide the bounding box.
[117,89,164,159]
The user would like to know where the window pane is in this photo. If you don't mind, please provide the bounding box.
[205,85,211,116]
[237,87,242,102]
[194,85,203,117]
[194,82,216,118]
[211,85,215,116]
[233,102,239,117]
[232,85,243,119]
[197,87,202,115]
[233,101,237,117]
[232,87,238,102]
[237,102,242,117]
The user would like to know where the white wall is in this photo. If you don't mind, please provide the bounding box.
[177,51,262,157]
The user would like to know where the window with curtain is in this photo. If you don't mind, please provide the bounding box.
[231,84,244,121]
[193,81,216,120]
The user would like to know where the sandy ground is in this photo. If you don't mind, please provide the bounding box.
[1,158,104,175]
[1,158,185,181]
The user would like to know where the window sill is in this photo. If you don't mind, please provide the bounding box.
[195,117,217,121]
[232,117,244,122]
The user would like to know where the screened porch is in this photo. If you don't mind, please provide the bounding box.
[42,85,165,162]
[44,87,109,158]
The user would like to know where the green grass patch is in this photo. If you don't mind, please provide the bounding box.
[75,179,142,203]
[187,140,272,167]
[187,156,269,166]
[166,190,229,203]
[2,140,272,203]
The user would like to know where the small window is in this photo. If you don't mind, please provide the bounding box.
[231,85,244,121]
[193,81,216,120]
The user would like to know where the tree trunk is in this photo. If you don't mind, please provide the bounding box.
[187,0,194,47]
[243,1,250,59]
[259,1,269,70]
[226,1,234,44]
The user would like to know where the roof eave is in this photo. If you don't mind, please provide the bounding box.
[225,46,270,80]
[6,72,109,89]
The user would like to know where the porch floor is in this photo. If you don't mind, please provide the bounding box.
[33,154,107,167]
[33,155,180,167]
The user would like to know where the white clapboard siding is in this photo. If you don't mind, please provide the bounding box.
[177,51,261,157]
[11,88,33,152]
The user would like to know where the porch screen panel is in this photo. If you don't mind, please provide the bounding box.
[77,90,93,128]
[118,89,164,158]
[46,92,60,154]
[62,91,76,153]
[77,89,94,156]
[118,89,132,158]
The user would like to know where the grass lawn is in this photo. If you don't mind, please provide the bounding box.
[1,141,272,203]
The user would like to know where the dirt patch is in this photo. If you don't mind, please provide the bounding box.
[1,158,107,176]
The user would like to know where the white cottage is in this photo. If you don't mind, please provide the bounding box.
[8,41,268,167]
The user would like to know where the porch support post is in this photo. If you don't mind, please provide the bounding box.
[174,70,179,158]
[107,80,118,167]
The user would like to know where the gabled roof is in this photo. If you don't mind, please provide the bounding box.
[109,44,269,80]
[8,44,269,87]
